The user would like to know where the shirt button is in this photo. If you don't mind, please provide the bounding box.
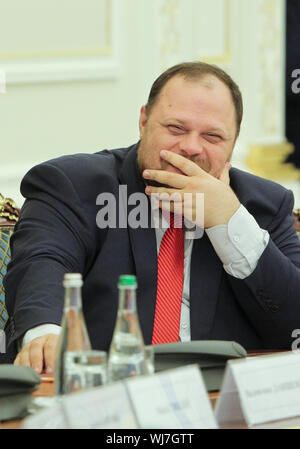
[233,236,240,242]
[181,323,187,329]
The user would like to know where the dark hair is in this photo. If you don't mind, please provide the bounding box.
[145,61,243,137]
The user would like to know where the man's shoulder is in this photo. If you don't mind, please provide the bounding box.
[231,167,288,195]
[230,167,293,218]
[40,145,134,178]
[21,144,137,202]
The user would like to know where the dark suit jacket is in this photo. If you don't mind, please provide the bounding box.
[3,143,300,362]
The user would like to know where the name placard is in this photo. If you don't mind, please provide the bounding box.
[126,364,217,429]
[23,401,67,429]
[23,383,137,429]
[215,351,300,427]
[23,364,216,429]
[62,382,138,429]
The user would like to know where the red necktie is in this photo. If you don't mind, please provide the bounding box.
[152,213,184,344]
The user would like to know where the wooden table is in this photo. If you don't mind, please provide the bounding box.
[0,375,222,429]
[0,350,285,429]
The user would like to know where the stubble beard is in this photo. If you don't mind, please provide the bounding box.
[137,142,173,188]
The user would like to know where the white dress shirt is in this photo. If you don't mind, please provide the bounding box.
[21,205,269,347]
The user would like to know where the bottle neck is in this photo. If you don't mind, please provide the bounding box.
[118,287,137,313]
[64,286,82,311]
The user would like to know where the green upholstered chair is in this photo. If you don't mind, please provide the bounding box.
[0,194,19,329]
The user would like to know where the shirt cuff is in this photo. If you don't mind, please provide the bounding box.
[21,324,62,348]
[205,204,270,279]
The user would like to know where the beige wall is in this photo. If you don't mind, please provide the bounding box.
[1,0,299,207]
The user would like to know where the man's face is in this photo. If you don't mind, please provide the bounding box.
[137,75,237,183]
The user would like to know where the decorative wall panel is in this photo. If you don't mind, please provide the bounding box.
[0,0,120,83]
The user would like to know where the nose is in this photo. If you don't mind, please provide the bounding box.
[178,132,203,158]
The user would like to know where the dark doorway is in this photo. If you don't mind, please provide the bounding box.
[285,0,300,168]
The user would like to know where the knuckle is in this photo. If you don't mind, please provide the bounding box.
[189,179,198,189]
[30,338,42,349]
[20,344,28,354]
[186,179,197,191]
[45,339,56,350]
[20,344,29,354]
[182,160,189,170]
[164,173,170,183]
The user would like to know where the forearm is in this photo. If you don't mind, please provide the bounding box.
[4,162,94,354]
[5,257,67,348]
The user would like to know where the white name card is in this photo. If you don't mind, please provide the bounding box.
[62,382,138,429]
[23,383,137,429]
[126,364,217,429]
[23,364,216,429]
[215,351,300,427]
[23,401,67,429]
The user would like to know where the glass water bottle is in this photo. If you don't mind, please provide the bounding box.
[54,273,91,395]
[108,275,149,382]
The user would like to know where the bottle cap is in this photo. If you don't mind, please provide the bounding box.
[63,273,83,288]
[118,275,137,287]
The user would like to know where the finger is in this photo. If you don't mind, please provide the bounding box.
[28,338,45,373]
[160,150,203,177]
[143,169,187,189]
[159,201,174,213]
[159,201,185,218]
[219,162,231,185]
[146,186,183,200]
[43,335,58,374]
[18,345,31,368]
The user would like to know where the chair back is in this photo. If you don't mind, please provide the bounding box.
[0,194,19,329]
[294,209,300,240]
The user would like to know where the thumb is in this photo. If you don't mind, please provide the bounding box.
[219,162,231,185]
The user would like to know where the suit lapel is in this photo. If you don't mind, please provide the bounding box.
[190,233,223,339]
[119,145,157,344]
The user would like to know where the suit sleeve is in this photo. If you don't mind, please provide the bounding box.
[3,161,98,359]
[228,189,300,349]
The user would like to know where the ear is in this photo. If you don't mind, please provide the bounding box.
[139,105,148,138]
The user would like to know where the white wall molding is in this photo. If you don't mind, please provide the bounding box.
[1,0,121,84]
[159,0,181,71]
[258,0,285,140]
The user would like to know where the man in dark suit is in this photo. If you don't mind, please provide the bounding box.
[4,62,300,373]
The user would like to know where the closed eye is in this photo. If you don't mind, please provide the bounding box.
[166,125,186,134]
[204,134,223,143]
